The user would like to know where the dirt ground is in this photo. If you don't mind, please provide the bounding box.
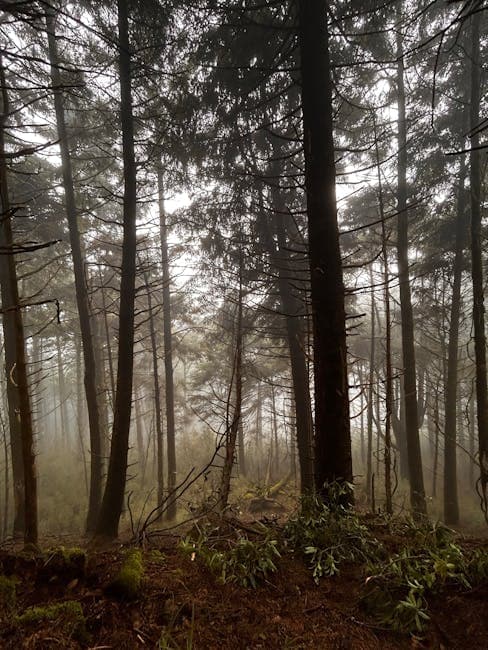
[0,523,487,649]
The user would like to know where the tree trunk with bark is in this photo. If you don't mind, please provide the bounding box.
[46,10,103,531]
[443,158,467,525]
[395,28,426,516]
[157,167,177,520]
[95,0,137,538]
[469,11,488,521]
[298,0,352,499]
[0,55,38,545]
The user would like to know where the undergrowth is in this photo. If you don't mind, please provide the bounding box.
[362,519,488,634]
[180,523,280,588]
[283,484,383,582]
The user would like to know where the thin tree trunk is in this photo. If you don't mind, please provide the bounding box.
[46,11,103,531]
[395,27,426,516]
[298,0,352,500]
[0,55,37,545]
[219,271,243,512]
[95,0,137,538]
[443,158,466,525]
[366,271,375,503]
[271,204,314,493]
[143,270,164,508]
[157,168,177,520]
[76,337,89,498]
[469,11,488,521]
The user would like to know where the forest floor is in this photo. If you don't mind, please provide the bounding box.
[0,511,487,649]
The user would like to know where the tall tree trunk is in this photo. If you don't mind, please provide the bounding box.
[0,55,37,545]
[469,11,488,521]
[298,0,352,500]
[46,11,103,531]
[443,158,466,525]
[95,0,137,538]
[395,27,426,516]
[219,271,243,512]
[271,203,314,493]
[366,271,375,503]
[143,270,164,507]
[157,167,177,520]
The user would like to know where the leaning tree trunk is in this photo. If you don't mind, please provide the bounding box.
[443,156,466,525]
[157,167,177,520]
[298,0,352,501]
[0,55,37,545]
[46,10,103,531]
[95,0,137,539]
[469,13,488,520]
[395,28,426,517]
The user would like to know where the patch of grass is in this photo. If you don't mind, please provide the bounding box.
[0,575,17,610]
[107,548,144,600]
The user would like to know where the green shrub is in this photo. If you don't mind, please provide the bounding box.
[362,522,476,634]
[284,487,382,582]
[180,525,280,588]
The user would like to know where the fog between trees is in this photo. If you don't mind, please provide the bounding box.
[0,0,487,544]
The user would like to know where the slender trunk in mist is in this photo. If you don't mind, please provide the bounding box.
[219,274,243,513]
[46,11,104,531]
[95,0,137,538]
[0,55,37,545]
[432,389,440,499]
[395,29,426,516]
[157,167,177,520]
[469,13,488,520]
[99,269,116,405]
[76,337,89,498]
[298,0,352,499]
[143,271,164,507]
[366,271,375,503]
[1,409,9,540]
[134,390,147,485]
[237,418,246,476]
[256,380,262,480]
[56,330,68,446]
[374,120,393,514]
[271,201,314,493]
[443,159,466,525]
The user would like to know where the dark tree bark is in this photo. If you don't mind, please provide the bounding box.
[46,10,103,531]
[95,0,137,538]
[443,158,467,525]
[469,12,488,521]
[157,168,177,520]
[395,29,426,516]
[0,55,37,545]
[298,0,352,499]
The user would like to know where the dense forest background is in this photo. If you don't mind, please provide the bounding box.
[0,0,487,546]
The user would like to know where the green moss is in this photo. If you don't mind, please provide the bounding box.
[0,575,17,609]
[15,600,87,641]
[108,548,144,600]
